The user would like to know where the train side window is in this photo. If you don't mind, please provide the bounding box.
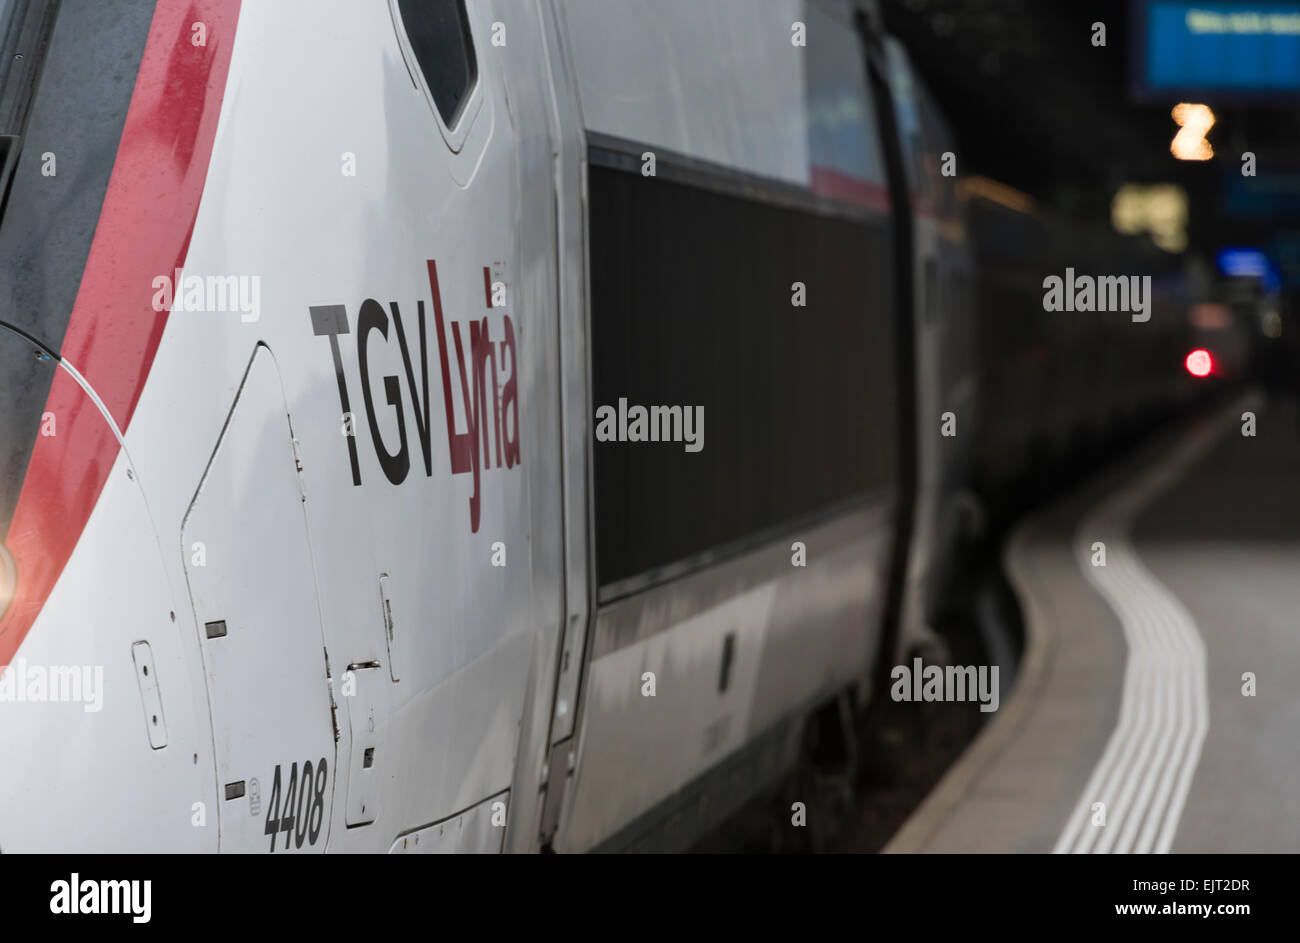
[395,0,477,129]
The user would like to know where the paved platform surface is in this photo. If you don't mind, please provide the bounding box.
[887,392,1299,853]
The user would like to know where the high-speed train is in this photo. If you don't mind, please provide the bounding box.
[0,0,1234,853]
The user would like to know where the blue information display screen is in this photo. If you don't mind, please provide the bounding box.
[1137,1,1300,98]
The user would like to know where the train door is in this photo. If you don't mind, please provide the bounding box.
[332,0,567,847]
[182,347,337,853]
[860,11,919,683]
[519,0,596,851]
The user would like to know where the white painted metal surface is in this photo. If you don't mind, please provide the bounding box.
[559,0,884,192]
[555,508,888,852]
[0,363,213,851]
[182,346,337,853]
[559,0,810,183]
[389,790,508,853]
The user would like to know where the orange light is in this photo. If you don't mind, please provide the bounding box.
[0,544,14,622]
[1185,348,1213,377]
[1171,104,1215,161]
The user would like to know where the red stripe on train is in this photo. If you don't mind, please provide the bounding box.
[809,164,892,214]
[0,0,241,666]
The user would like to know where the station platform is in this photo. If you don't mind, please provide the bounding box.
[886,391,1300,854]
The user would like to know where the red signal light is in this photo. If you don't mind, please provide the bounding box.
[1185,348,1213,377]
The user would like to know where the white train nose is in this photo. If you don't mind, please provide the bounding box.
[0,326,213,852]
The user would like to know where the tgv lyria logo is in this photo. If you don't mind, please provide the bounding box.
[311,260,520,534]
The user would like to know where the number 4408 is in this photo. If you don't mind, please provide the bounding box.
[264,759,328,852]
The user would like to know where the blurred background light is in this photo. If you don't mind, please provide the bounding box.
[1112,182,1189,252]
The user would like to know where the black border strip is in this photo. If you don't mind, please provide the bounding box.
[587,130,887,226]
[595,490,886,607]
[586,130,892,603]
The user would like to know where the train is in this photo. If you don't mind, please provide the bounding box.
[0,0,1244,853]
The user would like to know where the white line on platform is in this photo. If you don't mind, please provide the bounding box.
[1053,404,1244,854]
